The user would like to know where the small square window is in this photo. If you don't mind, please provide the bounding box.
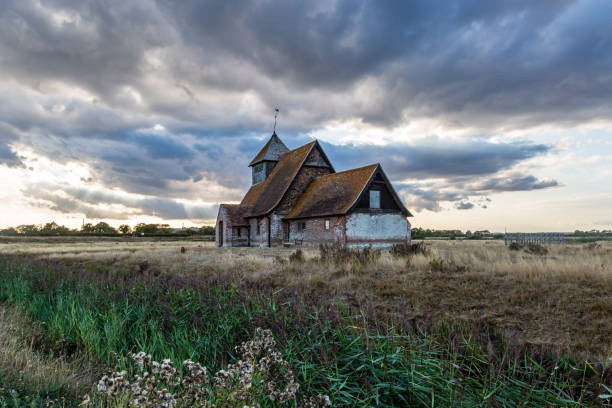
[370,190,381,209]
[297,222,306,232]
[325,219,330,230]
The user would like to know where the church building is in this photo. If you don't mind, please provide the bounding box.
[216,133,412,247]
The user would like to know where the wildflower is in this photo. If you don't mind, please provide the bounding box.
[87,328,331,407]
[79,394,90,406]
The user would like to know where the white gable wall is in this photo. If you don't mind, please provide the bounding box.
[345,213,410,248]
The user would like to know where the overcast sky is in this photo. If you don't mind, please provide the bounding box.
[1,0,611,232]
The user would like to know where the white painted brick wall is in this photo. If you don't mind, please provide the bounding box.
[345,213,408,247]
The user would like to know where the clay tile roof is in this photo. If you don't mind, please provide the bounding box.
[240,181,265,207]
[243,141,316,217]
[284,164,379,219]
[249,132,289,166]
[219,204,249,226]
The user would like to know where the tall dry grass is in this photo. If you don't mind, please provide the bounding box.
[12,238,608,280]
[0,306,95,403]
[1,238,611,356]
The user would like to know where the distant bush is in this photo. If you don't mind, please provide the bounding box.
[273,256,287,266]
[390,242,429,258]
[524,244,548,255]
[508,242,522,251]
[289,249,305,264]
[318,243,380,265]
[0,227,18,236]
[584,242,602,250]
[508,243,548,255]
[427,257,467,273]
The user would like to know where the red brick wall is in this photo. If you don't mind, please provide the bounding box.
[231,226,250,246]
[269,213,285,246]
[248,217,270,247]
[287,216,345,246]
[216,206,233,247]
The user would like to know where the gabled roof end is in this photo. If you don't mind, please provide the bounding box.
[249,133,290,166]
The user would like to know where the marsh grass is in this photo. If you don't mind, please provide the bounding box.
[0,239,611,406]
[0,254,611,407]
[0,305,96,407]
[2,239,611,354]
[2,239,611,355]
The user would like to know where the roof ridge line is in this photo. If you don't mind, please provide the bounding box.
[317,163,378,178]
[282,140,316,155]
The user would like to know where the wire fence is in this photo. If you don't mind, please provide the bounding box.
[504,233,565,245]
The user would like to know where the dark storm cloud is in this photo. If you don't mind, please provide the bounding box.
[323,139,551,179]
[395,183,465,212]
[129,133,195,160]
[15,131,250,201]
[22,183,219,220]
[142,0,612,127]
[474,174,560,192]
[0,144,21,167]
[0,0,175,100]
[397,172,559,212]
[90,135,250,198]
[0,124,24,168]
[2,0,600,220]
[2,0,611,129]
[160,0,571,88]
[454,201,475,210]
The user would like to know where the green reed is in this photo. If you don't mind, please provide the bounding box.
[0,257,608,407]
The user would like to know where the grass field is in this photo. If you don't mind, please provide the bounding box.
[0,237,611,407]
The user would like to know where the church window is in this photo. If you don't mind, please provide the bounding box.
[370,190,381,209]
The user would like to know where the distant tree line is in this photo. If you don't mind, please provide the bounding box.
[3,223,608,239]
[571,229,612,236]
[0,221,215,237]
[411,228,464,239]
[412,228,612,240]
[411,228,505,240]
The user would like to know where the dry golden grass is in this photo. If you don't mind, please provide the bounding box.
[1,237,611,356]
[0,236,211,257]
[0,305,96,396]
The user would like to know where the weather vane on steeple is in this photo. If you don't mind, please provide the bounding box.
[273,108,280,133]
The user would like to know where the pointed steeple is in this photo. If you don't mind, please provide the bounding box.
[249,132,289,167]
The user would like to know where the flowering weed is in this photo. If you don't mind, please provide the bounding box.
[85,328,329,408]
